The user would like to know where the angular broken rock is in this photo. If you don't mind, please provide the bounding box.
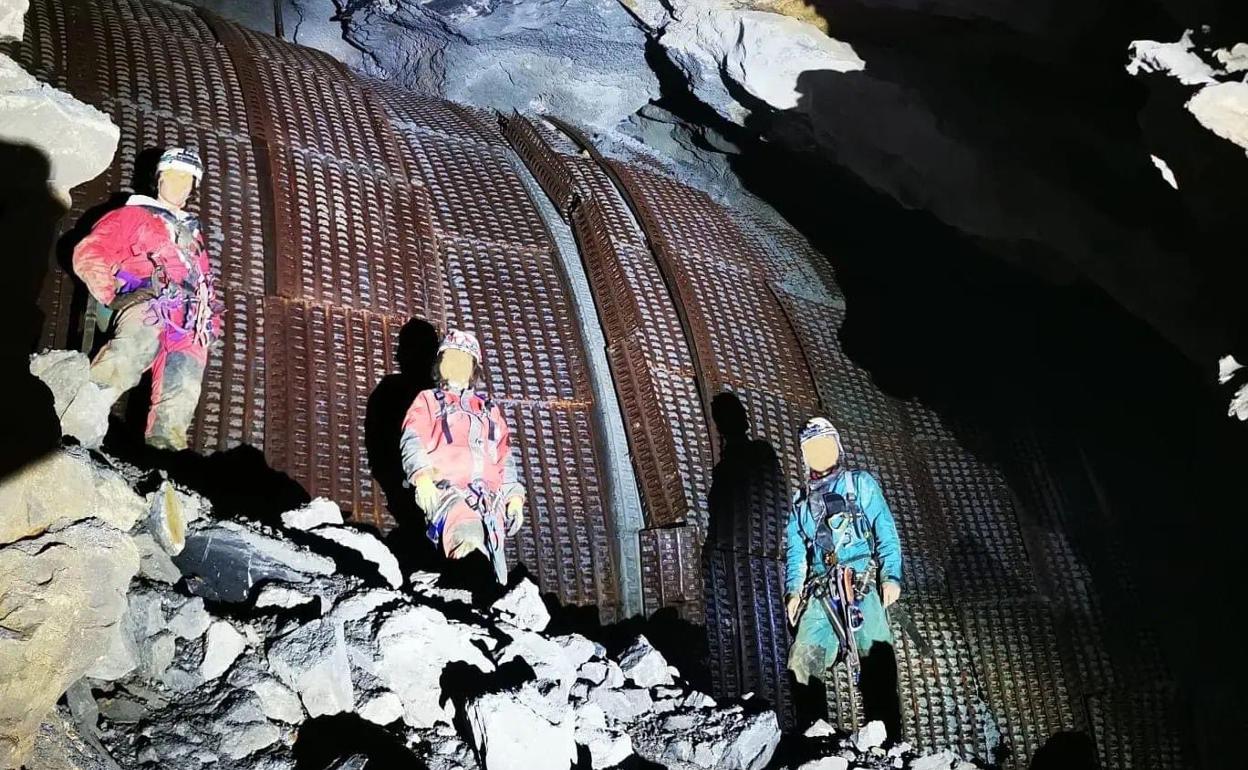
[491,578,550,631]
[146,481,188,556]
[357,692,404,726]
[306,525,403,589]
[911,751,960,770]
[267,618,355,717]
[167,596,211,640]
[280,498,344,531]
[132,533,182,584]
[467,680,576,770]
[27,351,112,449]
[0,519,138,767]
[797,757,849,770]
[575,724,633,769]
[254,584,315,610]
[200,621,248,680]
[0,56,119,203]
[176,521,335,602]
[617,636,674,688]
[804,718,836,738]
[852,720,888,751]
[0,448,143,546]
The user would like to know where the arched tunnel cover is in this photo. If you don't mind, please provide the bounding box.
[4,0,1192,765]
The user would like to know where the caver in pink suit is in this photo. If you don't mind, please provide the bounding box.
[400,334,525,582]
[72,152,222,449]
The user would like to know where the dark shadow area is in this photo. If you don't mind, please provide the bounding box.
[702,392,793,725]
[0,141,67,481]
[366,317,440,575]
[1030,731,1099,770]
[292,713,427,770]
[858,641,901,742]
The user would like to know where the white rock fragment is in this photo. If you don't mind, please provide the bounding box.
[912,750,960,770]
[200,621,247,679]
[617,636,673,688]
[1187,81,1248,154]
[804,718,836,738]
[307,525,403,588]
[281,498,344,531]
[1214,42,1248,73]
[133,533,182,584]
[146,481,188,556]
[255,584,315,609]
[852,720,888,751]
[1229,382,1248,421]
[358,692,404,726]
[797,757,849,770]
[1218,354,1243,384]
[1150,155,1178,188]
[247,678,304,724]
[0,55,120,203]
[1126,31,1219,84]
[588,687,652,723]
[491,579,550,631]
[1,0,28,42]
[268,618,355,717]
[27,350,112,448]
[167,596,211,640]
[466,680,576,770]
[220,722,281,760]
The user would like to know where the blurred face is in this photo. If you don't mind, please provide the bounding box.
[801,434,840,473]
[157,169,194,210]
[439,348,475,387]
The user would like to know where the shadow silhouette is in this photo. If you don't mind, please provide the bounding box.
[1030,731,1099,770]
[366,317,440,575]
[292,713,427,770]
[701,392,793,725]
[0,141,67,481]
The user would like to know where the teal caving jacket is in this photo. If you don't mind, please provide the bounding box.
[784,468,903,597]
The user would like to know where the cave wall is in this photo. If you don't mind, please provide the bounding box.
[2,0,1199,766]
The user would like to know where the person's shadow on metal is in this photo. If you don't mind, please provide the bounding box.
[702,391,794,726]
[365,317,440,576]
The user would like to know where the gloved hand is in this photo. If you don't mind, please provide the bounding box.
[413,472,441,517]
[882,581,901,608]
[504,496,524,536]
[786,593,803,626]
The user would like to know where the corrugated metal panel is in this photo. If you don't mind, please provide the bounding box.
[892,589,988,759]
[959,599,1080,766]
[640,524,702,618]
[268,147,436,319]
[191,289,266,453]
[441,236,588,402]
[506,402,617,612]
[368,79,499,145]
[1087,688,1192,770]
[501,113,577,217]
[264,298,400,529]
[402,132,553,251]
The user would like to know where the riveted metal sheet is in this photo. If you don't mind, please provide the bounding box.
[606,333,689,527]
[958,599,1080,767]
[221,19,347,80]
[639,524,703,619]
[0,0,69,87]
[401,132,553,251]
[567,158,648,252]
[264,298,402,529]
[703,548,791,723]
[837,424,952,591]
[248,58,398,173]
[89,0,215,43]
[823,660,864,731]
[531,116,584,157]
[367,79,496,145]
[190,288,266,453]
[1086,688,1192,770]
[501,114,577,217]
[440,236,588,402]
[650,364,713,522]
[268,146,437,320]
[505,402,617,613]
[920,442,1039,602]
[571,198,644,341]
[81,9,248,132]
[891,588,989,759]
[607,161,748,263]
[719,384,811,496]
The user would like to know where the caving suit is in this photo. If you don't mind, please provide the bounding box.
[786,468,903,684]
[72,195,221,449]
[399,386,526,581]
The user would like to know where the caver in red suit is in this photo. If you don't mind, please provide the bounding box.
[400,329,526,582]
[72,147,222,450]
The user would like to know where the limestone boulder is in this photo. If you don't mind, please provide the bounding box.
[0,56,118,204]
[0,520,139,766]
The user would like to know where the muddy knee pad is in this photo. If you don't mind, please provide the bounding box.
[445,519,486,560]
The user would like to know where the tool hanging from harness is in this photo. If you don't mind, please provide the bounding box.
[796,470,879,683]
